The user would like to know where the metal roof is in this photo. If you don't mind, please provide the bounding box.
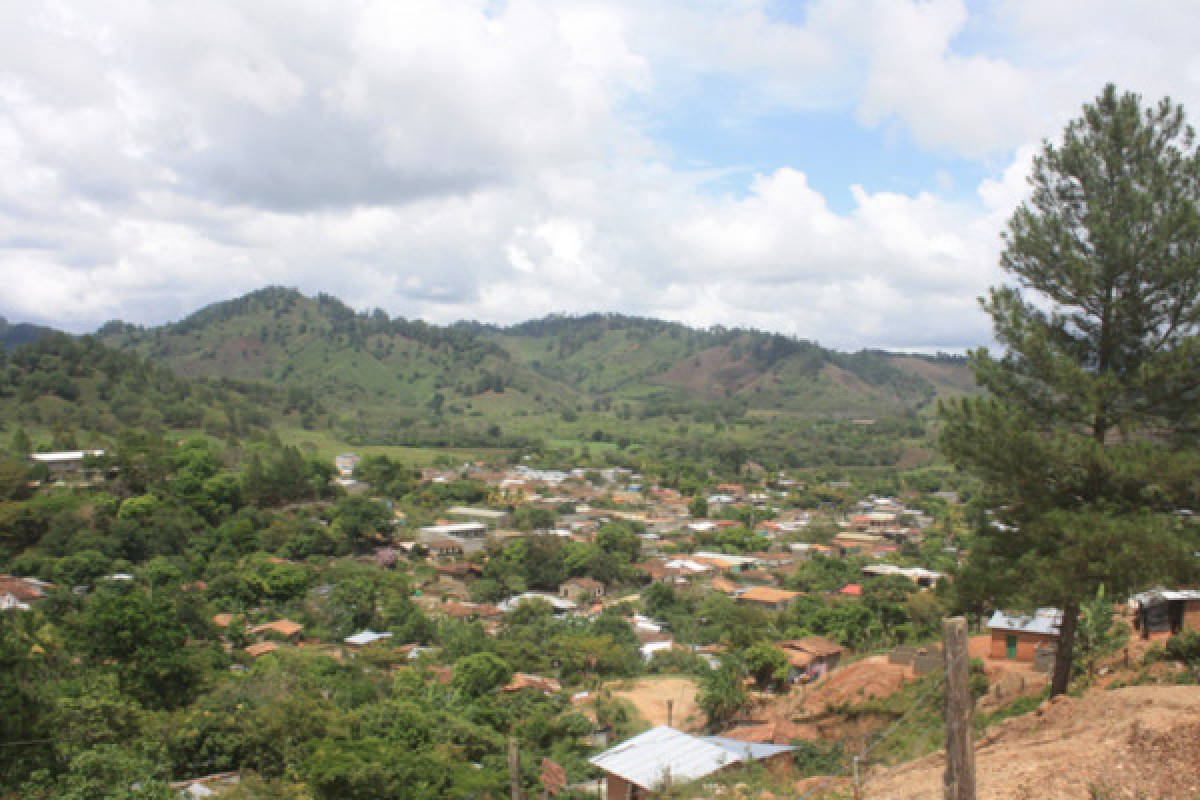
[987,608,1062,636]
[589,726,794,790]
[498,591,577,613]
[30,449,104,462]
[1131,587,1200,605]
[702,735,797,761]
[343,630,393,646]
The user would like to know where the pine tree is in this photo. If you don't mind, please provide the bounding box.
[940,84,1200,695]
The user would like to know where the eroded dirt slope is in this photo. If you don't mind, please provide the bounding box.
[862,685,1200,800]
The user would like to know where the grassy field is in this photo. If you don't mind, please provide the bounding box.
[276,426,513,466]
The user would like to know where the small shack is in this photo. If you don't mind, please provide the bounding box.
[559,577,605,602]
[987,608,1062,661]
[736,586,802,612]
[1131,588,1200,639]
[778,637,845,682]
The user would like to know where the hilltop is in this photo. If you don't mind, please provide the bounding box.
[0,317,57,351]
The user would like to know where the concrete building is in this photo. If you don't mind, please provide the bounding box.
[987,608,1062,661]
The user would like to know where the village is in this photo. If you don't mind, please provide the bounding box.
[6,449,1192,798]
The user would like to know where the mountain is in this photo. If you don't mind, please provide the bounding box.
[97,287,568,447]
[0,317,57,351]
[468,313,968,417]
[97,287,976,466]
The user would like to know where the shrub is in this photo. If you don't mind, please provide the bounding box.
[1165,630,1200,666]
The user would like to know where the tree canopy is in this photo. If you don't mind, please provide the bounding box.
[941,84,1200,694]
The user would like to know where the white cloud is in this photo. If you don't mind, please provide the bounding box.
[1,0,1198,354]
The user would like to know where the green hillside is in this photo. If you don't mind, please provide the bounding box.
[99,287,570,449]
[0,316,56,351]
[96,288,976,468]
[0,332,279,446]
[473,313,966,416]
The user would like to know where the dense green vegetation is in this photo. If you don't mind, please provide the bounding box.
[0,428,641,797]
[0,333,280,443]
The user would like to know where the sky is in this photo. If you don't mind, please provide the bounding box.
[2,0,1199,352]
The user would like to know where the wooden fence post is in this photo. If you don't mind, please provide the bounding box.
[943,616,976,800]
[509,735,521,800]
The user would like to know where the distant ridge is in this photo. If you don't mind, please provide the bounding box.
[95,286,976,464]
[0,317,58,351]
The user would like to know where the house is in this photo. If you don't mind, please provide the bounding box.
[427,538,465,559]
[29,450,105,480]
[169,771,242,798]
[1131,588,1200,638]
[445,506,509,522]
[987,608,1062,661]
[640,639,681,662]
[777,637,845,682]
[0,594,30,611]
[709,577,741,595]
[692,551,759,574]
[498,592,577,615]
[334,453,360,479]
[737,586,802,612]
[211,613,241,629]
[832,532,884,557]
[503,673,562,695]
[245,641,279,658]
[249,619,303,642]
[343,630,393,647]
[418,522,489,554]
[590,726,794,799]
[0,575,52,611]
[861,564,945,588]
[559,577,605,602]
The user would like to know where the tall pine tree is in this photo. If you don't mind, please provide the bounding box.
[941,84,1200,695]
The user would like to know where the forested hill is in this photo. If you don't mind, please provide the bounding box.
[100,287,558,404]
[0,316,57,351]
[93,287,974,461]
[0,333,280,442]
[467,312,971,415]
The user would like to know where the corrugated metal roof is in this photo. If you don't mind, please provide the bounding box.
[987,608,1062,635]
[1131,587,1200,605]
[701,736,796,761]
[344,630,393,646]
[588,726,794,790]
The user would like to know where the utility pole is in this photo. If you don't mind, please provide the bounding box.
[943,616,976,800]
